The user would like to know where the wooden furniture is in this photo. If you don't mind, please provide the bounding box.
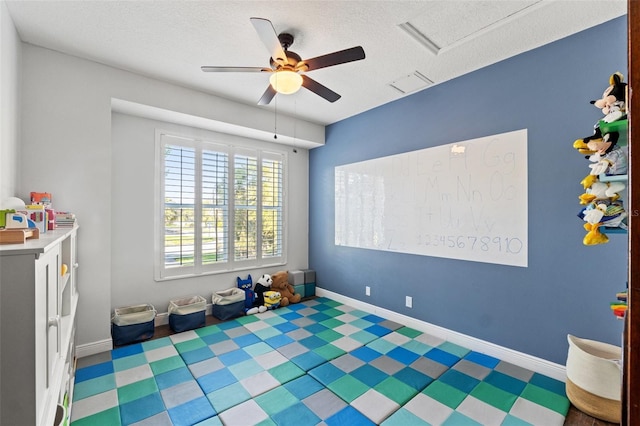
[0,226,78,426]
[625,0,638,424]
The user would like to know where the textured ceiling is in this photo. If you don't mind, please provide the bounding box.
[5,1,627,126]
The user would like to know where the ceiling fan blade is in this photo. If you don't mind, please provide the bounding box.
[301,46,365,72]
[301,75,341,102]
[250,17,288,66]
[201,66,271,73]
[258,85,278,105]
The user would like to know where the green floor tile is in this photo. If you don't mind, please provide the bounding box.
[350,318,374,329]
[470,381,518,412]
[319,318,345,329]
[207,382,251,413]
[264,316,287,326]
[396,327,422,339]
[322,307,345,318]
[235,315,260,325]
[423,380,468,409]
[443,411,482,425]
[141,337,173,351]
[351,330,378,344]
[254,387,299,416]
[316,329,343,343]
[244,342,276,357]
[323,300,343,308]
[149,355,186,375]
[327,375,370,403]
[112,353,147,372]
[253,327,282,340]
[255,418,277,426]
[195,324,222,336]
[71,406,121,426]
[314,344,346,361]
[402,340,431,355]
[228,359,264,381]
[269,361,305,383]
[374,376,418,405]
[174,337,206,353]
[367,338,397,354]
[438,341,470,358]
[348,309,369,318]
[520,383,570,415]
[381,408,430,426]
[73,374,116,400]
[117,377,158,404]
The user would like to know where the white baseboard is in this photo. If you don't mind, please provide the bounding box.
[76,338,113,358]
[316,287,567,382]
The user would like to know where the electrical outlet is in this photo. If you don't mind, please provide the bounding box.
[365,286,371,296]
[406,296,412,308]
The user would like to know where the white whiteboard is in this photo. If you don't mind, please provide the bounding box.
[335,129,528,267]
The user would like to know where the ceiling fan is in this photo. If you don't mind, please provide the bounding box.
[201,17,366,105]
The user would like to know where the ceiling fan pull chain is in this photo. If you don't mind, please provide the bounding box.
[274,94,278,140]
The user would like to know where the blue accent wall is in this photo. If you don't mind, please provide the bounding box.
[309,16,628,364]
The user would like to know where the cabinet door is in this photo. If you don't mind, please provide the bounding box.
[39,246,60,387]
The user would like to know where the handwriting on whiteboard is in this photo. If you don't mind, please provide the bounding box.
[335,129,528,267]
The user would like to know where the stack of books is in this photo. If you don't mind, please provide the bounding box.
[55,212,76,228]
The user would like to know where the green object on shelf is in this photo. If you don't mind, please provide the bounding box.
[599,119,628,146]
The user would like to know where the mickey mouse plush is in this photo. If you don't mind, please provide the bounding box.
[591,72,627,123]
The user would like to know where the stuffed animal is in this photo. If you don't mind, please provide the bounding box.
[578,181,625,205]
[585,132,627,176]
[237,274,267,315]
[263,291,282,310]
[591,72,627,123]
[254,274,273,308]
[269,270,301,307]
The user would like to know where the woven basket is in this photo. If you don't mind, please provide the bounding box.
[566,334,622,423]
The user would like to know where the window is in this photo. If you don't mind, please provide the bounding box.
[156,132,286,279]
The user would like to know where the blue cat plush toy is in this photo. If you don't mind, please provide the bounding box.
[237,274,267,315]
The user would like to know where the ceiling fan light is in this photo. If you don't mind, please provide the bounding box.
[270,70,303,94]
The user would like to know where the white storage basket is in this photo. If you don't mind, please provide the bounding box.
[111,304,156,326]
[566,334,622,423]
[168,295,206,315]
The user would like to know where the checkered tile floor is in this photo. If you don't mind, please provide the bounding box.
[71,297,569,425]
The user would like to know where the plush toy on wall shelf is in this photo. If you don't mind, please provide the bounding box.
[578,181,625,205]
[573,72,629,246]
[591,72,627,124]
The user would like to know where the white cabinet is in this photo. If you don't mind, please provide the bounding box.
[0,226,78,426]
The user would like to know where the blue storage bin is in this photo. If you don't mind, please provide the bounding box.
[168,296,206,332]
[111,304,156,346]
[212,288,245,320]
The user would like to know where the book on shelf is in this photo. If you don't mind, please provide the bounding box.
[55,212,76,228]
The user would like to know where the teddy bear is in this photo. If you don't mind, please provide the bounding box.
[269,270,301,307]
[237,274,267,315]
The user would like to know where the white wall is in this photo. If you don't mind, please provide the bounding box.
[20,44,320,347]
[0,1,20,202]
[110,112,310,312]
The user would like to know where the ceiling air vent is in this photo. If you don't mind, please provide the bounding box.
[389,72,433,94]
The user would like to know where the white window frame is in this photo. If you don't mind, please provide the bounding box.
[154,129,287,280]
